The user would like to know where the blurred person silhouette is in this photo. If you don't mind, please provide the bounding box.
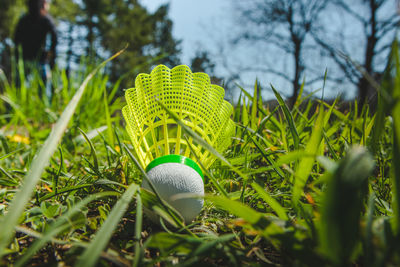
[14,0,57,102]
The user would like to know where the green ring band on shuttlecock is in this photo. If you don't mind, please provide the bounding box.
[145,155,204,181]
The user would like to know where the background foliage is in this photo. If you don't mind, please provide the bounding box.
[0,0,181,90]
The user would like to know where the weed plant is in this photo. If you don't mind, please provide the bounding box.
[0,40,399,266]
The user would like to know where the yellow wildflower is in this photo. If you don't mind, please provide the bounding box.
[7,134,30,145]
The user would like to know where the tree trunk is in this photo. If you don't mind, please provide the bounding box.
[358,0,378,107]
[87,14,95,60]
[66,23,74,78]
[290,40,302,108]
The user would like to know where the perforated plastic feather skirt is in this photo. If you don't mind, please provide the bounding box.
[122,65,235,170]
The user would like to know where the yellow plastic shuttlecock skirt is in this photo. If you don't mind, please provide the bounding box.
[122,65,235,173]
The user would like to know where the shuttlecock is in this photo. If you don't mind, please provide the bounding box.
[123,65,235,223]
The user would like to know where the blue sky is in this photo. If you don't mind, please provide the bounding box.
[142,0,229,64]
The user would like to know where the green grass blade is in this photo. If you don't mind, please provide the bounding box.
[251,182,288,220]
[323,131,339,161]
[294,77,305,109]
[133,192,143,267]
[0,95,33,133]
[182,234,236,266]
[276,150,308,166]
[123,144,186,227]
[184,135,229,197]
[242,97,249,126]
[390,39,400,235]
[361,114,375,146]
[322,98,338,128]
[364,193,375,266]
[78,128,99,172]
[0,166,18,186]
[236,83,253,100]
[370,40,398,154]
[76,183,139,267]
[271,85,300,150]
[0,48,125,257]
[207,195,262,224]
[15,192,118,267]
[38,183,107,202]
[234,91,243,122]
[103,86,114,146]
[249,134,284,178]
[0,148,23,161]
[292,108,324,206]
[319,147,374,265]
[53,147,63,194]
[251,80,258,130]
[156,100,249,182]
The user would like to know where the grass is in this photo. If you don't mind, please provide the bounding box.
[0,39,399,266]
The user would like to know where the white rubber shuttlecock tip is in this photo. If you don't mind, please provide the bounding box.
[142,155,204,223]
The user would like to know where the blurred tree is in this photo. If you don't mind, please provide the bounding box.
[100,1,181,84]
[150,4,181,68]
[79,0,111,59]
[1,0,180,90]
[190,49,224,87]
[313,0,400,107]
[234,0,328,107]
[191,50,216,73]
[0,0,25,75]
[51,0,81,75]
